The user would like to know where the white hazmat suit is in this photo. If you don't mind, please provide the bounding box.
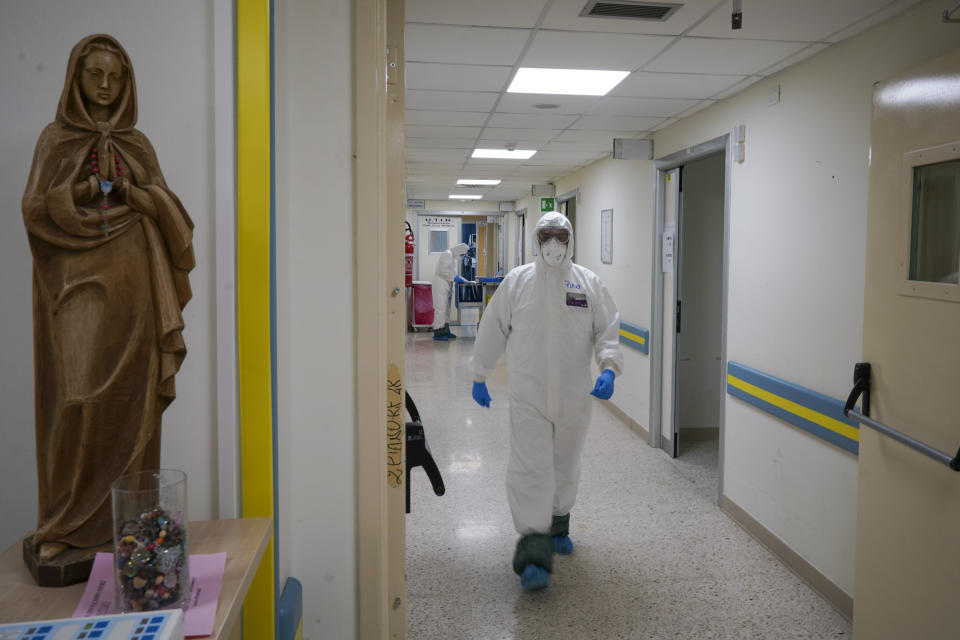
[471,212,622,585]
[431,243,468,336]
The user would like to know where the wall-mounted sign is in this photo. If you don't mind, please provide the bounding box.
[540,197,555,212]
[424,216,453,227]
[407,199,425,209]
[601,209,613,264]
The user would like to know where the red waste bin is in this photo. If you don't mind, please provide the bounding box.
[409,281,434,330]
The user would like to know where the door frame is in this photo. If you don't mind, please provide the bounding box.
[649,134,731,504]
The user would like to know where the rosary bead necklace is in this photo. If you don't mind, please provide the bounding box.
[91,147,123,237]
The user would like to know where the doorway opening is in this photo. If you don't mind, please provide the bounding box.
[651,136,730,503]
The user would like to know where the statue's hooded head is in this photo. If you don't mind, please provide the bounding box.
[58,34,137,132]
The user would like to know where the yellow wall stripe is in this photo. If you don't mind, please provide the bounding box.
[619,328,646,345]
[237,0,276,637]
[727,374,861,443]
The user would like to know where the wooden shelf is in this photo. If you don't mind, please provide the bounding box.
[0,518,272,639]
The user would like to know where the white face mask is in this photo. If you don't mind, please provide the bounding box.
[541,238,567,266]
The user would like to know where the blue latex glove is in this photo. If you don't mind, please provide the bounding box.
[590,369,615,400]
[454,274,466,284]
[472,381,491,407]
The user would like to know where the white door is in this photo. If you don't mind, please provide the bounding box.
[659,167,681,457]
[853,47,960,638]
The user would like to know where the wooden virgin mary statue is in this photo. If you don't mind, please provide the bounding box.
[21,34,194,580]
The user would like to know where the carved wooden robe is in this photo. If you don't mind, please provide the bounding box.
[21,34,194,552]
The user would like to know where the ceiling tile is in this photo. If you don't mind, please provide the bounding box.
[645,38,811,75]
[406,63,513,92]
[825,0,924,42]
[406,90,499,111]
[406,124,482,138]
[496,93,603,115]
[405,0,549,28]
[487,113,579,129]
[711,75,763,99]
[480,128,561,141]
[407,137,479,149]
[611,71,747,99]
[406,110,490,126]
[571,115,665,131]
[406,148,473,162]
[551,129,637,143]
[589,96,701,117]
[758,43,830,75]
[541,0,724,35]
[521,30,672,70]
[689,0,897,42]
[541,140,613,152]
[405,24,531,65]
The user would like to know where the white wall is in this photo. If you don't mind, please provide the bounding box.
[551,0,959,598]
[0,0,219,549]
[554,157,656,428]
[275,0,356,637]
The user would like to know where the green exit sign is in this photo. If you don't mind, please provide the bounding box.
[540,197,555,212]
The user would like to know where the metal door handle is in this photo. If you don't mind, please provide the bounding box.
[844,362,960,471]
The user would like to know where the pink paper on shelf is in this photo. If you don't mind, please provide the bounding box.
[73,551,227,637]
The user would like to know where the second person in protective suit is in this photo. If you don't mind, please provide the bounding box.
[471,211,622,590]
[432,242,471,341]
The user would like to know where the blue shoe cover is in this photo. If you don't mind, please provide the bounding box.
[553,536,573,555]
[520,564,551,590]
[432,333,450,341]
[448,332,457,339]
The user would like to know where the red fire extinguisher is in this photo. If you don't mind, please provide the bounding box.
[404,221,415,288]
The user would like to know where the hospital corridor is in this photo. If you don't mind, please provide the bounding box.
[404,321,850,639]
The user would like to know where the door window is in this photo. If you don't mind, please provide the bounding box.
[909,159,960,284]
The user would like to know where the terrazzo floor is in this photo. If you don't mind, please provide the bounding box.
[405,317,851,640]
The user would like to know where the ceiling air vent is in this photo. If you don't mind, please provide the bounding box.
[580,1,682,21]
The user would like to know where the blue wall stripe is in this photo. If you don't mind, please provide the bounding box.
[727,362,860,455]
[619,321,649,354]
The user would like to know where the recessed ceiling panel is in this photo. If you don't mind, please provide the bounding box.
[611,71,747,98]
[521,30,672,70]
[589,96,700,117]
[406,63,513,92]
[542,0,723,35]
[689,0,898,41]
[406,90,499,112]
[487,113,579,129]
[645,38,810,75]
[406,0,549,28]
[406,110,490,127]
[405,24,531,65]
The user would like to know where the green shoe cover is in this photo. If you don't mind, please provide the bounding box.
[513,534,553,575]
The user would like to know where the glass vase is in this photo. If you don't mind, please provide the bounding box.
[110,469,190,612]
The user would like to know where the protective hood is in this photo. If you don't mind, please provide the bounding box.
[534,211,574,269]
[451,242,468,257]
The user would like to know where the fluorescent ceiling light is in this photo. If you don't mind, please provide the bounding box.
[508,67,630,96]
[449,194,483,200]
[457,179,501,186]
[472,148,537,160]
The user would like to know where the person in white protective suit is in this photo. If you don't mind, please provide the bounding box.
[432,242,470,341]
[470,211,622,590]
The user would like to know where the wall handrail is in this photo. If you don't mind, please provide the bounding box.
[844,362,960,471]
